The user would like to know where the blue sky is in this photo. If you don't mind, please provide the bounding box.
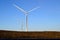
[0,0,60,31]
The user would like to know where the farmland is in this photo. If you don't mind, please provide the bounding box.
[0,30,60,38]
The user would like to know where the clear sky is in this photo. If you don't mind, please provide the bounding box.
[0,0,60,31]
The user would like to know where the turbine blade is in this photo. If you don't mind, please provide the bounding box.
[13,4,27,14]
[28,7,40,12]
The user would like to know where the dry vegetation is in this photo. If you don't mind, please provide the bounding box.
[0,30,60,38]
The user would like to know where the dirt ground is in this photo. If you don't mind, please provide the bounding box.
[0,30,60,38]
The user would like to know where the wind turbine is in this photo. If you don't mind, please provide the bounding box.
[14,4,40,32]
[21,20,24,31]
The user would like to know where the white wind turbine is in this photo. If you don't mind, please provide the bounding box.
[14,4,40,32]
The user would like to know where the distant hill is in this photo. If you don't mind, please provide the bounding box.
[0,30,60,38]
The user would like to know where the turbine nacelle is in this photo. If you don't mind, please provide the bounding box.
[24,12,29,15]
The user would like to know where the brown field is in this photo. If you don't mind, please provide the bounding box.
[0,30,60,38]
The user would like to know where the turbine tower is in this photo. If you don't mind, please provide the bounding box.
[14,4,39,32]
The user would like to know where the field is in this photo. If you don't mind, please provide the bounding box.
[0,30,60,38]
